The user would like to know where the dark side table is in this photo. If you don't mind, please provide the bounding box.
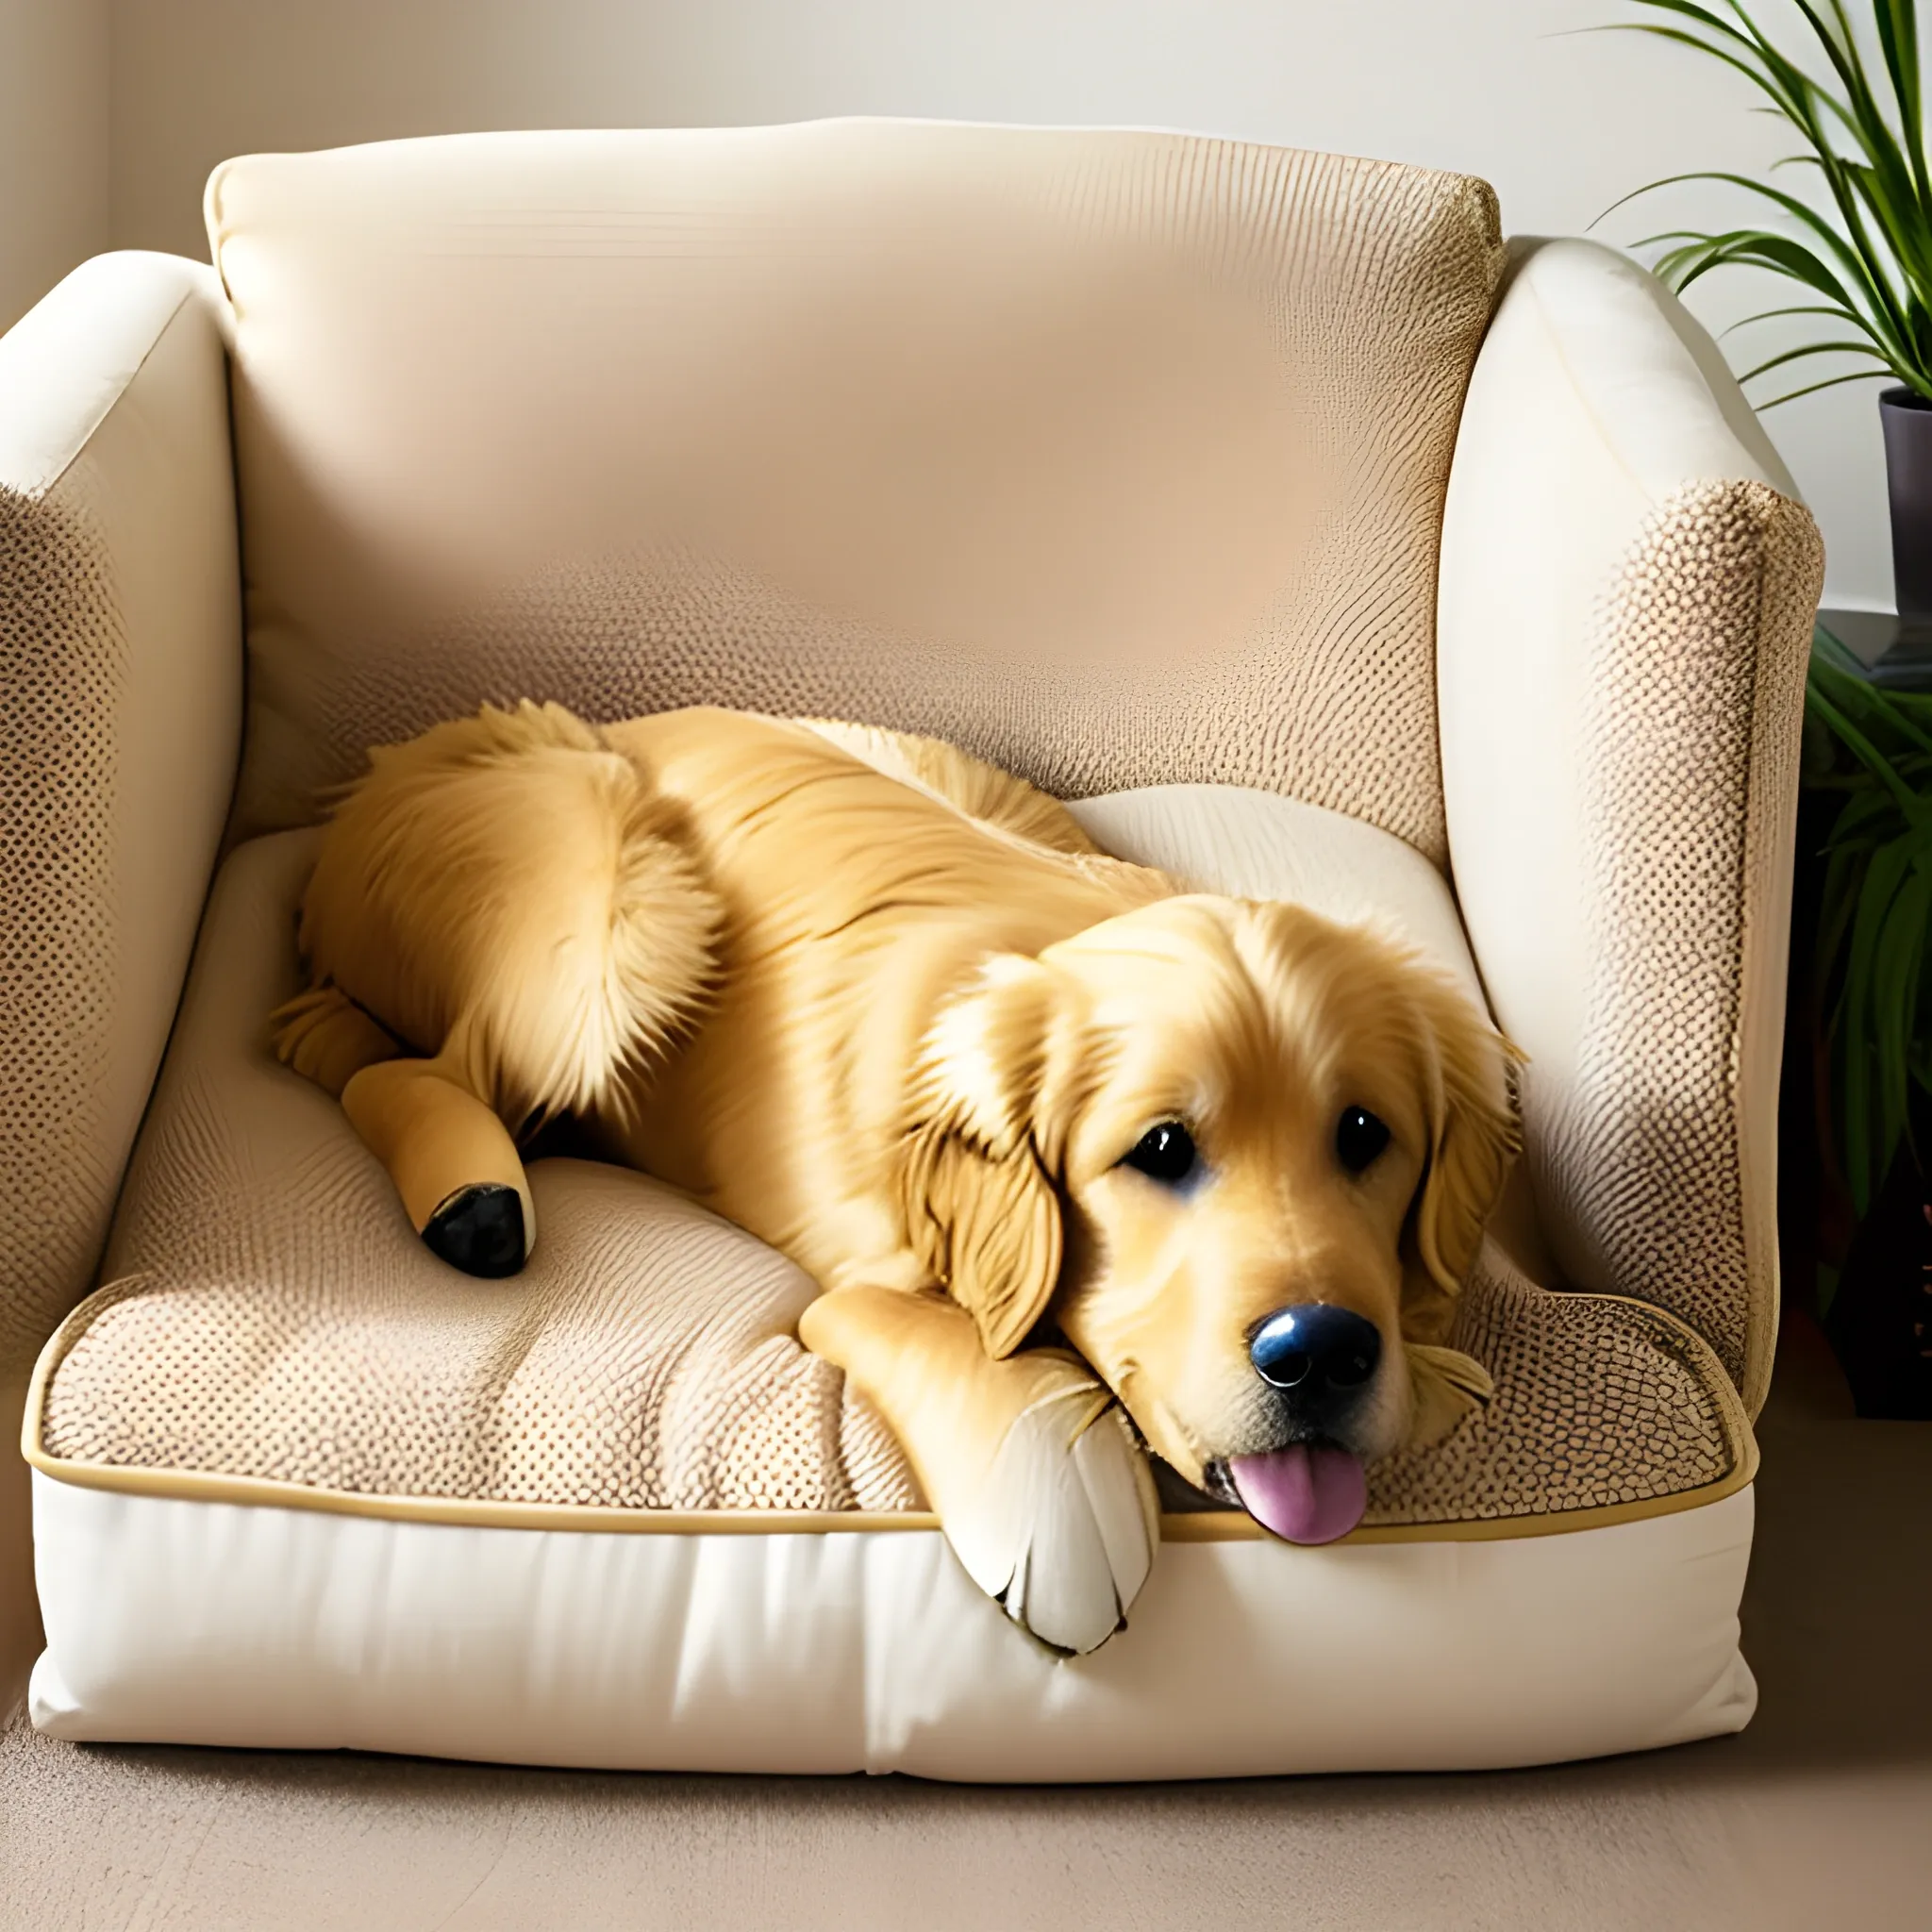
[1818,607,1932,691]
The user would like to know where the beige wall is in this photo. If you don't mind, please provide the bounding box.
[2,0,1898,607]
[0,0,110,334]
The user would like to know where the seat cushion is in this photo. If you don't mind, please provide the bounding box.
[34,787,1752,1525]
[25,782,1758,1776]
[208,124,1506,865]
[25,1474,1756,1778]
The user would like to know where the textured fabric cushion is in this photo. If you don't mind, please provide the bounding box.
[208,123,1505,862]
[0,253,242,1387]
[31,788,1751,1530]
[25,1475,1757,1777]
[1437,239,1824,1412]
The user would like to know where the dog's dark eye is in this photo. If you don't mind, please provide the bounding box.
[1335,1107,1391,1174]
[1123,1121,1196,1185]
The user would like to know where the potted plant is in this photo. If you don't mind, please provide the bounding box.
[1795,628,1932,1414]
[1611,0,1932,636]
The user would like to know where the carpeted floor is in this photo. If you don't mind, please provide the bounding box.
[2,1316,1926,1932]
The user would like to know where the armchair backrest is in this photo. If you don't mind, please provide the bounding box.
[208,122,1505,862]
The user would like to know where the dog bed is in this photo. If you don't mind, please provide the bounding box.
[25,783,1756,1778]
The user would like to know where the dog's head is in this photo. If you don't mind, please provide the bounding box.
[903,895,1519,1543]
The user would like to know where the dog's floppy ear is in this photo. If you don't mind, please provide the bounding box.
[1398,978,1521,1441]
[904,956,1063,1360]
[1402,977,1523,1315]
[1406,1343,1497,1448]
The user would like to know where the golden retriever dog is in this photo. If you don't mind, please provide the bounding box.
[274,702,1518,1654]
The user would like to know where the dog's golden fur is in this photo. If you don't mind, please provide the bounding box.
[276,702,1519,1651]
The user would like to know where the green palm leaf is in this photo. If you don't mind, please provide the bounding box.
[1733,341,1893,382]
[1606,0,1932,404]
[1722,301,1875,336]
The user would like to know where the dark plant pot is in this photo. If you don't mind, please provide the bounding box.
[1881,387,1932,642]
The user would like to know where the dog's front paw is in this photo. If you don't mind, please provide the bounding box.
[942,1381,1159,1656]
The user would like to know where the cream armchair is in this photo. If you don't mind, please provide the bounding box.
[0,123,1820,1779]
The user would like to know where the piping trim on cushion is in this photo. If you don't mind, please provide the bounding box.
[21,1287,1757,1545]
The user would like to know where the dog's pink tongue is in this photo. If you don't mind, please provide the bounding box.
[1229,1446,1367,1544]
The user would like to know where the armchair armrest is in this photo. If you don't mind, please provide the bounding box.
[1,252,241,1393]
[1,250,241,1707]
[1438,238,1824,1414]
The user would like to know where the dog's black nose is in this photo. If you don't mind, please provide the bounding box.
[1249,1305,1381,1391]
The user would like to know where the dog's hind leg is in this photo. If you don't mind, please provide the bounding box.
[271,984,404,1098]
[341,1049,535,1278]
[273,982,531,1274]
[287,700,724,1277]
